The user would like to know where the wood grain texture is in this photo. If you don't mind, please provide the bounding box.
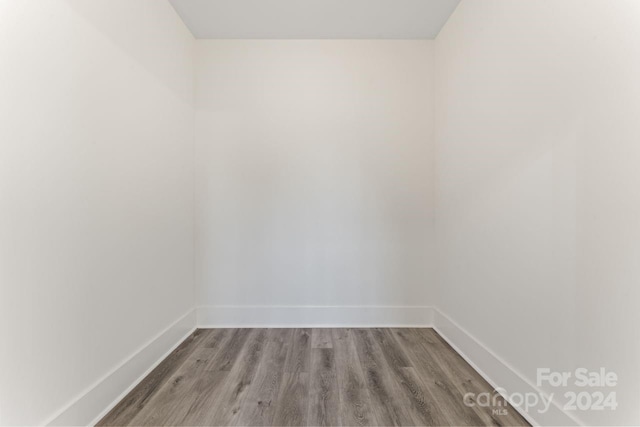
[351,328,416,425]
[284,328,311,373]
[311,328,333,349]
[272,372,309,426]
[97,329,207,426]
[391,328,485,426]
[234,330,292,426]
[201,329,269,426]
[332,329,375,427]
[98,328,530,426]
[307,348,339,426]
[206,328,251,371]
[395,329,529,426]
[127,347,226,426]
[370,328,449,425]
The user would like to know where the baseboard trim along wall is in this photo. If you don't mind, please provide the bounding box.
[45,305,582,426]
[197,305,435,328]
[432,308,581,427]
[45,309,197,426]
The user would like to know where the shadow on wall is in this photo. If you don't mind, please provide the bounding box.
[64,0,194,107]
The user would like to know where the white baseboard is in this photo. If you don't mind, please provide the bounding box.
[197,305,434,328]
[43,305,581,426]
[432,307,581,426]
[45,309,197,427]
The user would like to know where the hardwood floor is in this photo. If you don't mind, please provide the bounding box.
[98,328,529,426]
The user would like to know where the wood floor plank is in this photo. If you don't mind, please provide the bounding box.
[96,329,207,426]
[415,329,529,426]
[201,327,234,349]
[351,328,416,426]
[395,366,451,425]
[369,327,450,426]
[311,328,333,348]
[163,367,229,426]
[234,329,293,426]
[371,328,412,368]
[189,329,269,426]
[391,328,485,426]
[125,329,233,426]
[273,328,312,426]
[206,328,251,371]
[284,328,311,373]
[269,328,295,345]
[272,372,309,426]
[332,329,375,427]
[126,347,228,426]
[98,328,530,426]
[307,348,339,426]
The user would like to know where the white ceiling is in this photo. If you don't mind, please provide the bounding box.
[168,0,460,39]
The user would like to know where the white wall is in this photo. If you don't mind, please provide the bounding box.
[0,1,195,425]
[435,1,640,425]
[4,2,637,424]
[195,41,435,322]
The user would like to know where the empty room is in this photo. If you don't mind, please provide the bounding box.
[1,0,639,426]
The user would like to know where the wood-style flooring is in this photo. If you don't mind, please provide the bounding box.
[98,328,529,426]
